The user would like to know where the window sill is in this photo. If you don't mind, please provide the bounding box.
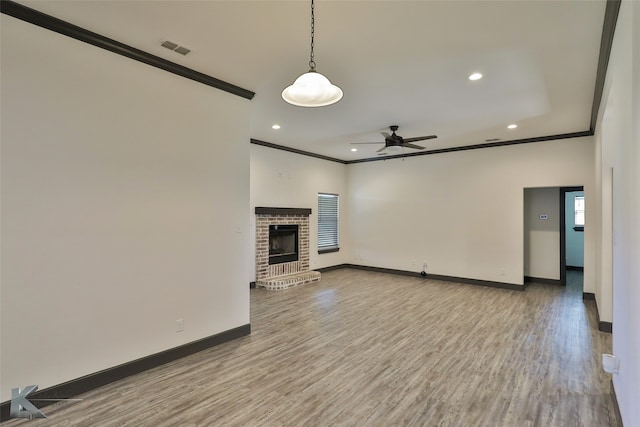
[318,247,340,254]
[573,226,584,232]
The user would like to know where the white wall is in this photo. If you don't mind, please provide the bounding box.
[250,144,349,280]
[1,16,251,402]
[595,1,640,424]
[524,187,560,280]
[347,137,594,286]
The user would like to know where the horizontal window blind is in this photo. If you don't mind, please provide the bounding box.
[574,196,585,226]
[318,193,339,250]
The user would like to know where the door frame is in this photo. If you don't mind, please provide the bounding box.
[559,186,584,286]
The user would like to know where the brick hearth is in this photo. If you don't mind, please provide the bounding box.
[255,207,321,290]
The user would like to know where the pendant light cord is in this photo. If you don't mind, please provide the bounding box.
[309,0,316,71]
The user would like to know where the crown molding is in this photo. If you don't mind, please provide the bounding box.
[0,0,255,100]
[590,0,622,132]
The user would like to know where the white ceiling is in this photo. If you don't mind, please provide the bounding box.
[17,0,607,161]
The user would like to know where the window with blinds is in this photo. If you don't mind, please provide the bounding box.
[574,196,585,226]
[318,193,339,253]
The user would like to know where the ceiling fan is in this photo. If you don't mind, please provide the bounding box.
[351,126,437,154]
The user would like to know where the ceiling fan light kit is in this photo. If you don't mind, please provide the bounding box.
[282,0,343,108]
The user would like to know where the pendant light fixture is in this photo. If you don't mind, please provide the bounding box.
[282,0,343,107]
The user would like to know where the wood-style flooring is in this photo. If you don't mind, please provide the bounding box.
[2,269,619,426]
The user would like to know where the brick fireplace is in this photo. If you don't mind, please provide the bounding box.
[255,207,321,290]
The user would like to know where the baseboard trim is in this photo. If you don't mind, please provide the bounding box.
[345,264,423,278]
[599,321,613,333]
[424,272,525,291]
[524,276,563,286]
[581,293,612,333]
[317,264,349,272]
[326,264,525,291]
[611,381,624,427]
[0,324,250,421]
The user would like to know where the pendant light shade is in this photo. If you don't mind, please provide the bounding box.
[282,70,343,107]
[282,0,342,107]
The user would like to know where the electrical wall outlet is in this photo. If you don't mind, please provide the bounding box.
[602,354,619,374]
[176,318,184,332]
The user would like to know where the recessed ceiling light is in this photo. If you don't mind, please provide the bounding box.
[350,148,358,152]
[508,124,518,129]
[272,124,281,130]
[469,73,483,81]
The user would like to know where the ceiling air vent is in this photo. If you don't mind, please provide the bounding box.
[174,46,191,55]
[161,40,191,56]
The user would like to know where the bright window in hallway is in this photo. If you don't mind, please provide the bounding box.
[574,196,585,226]
[318,193,339,253]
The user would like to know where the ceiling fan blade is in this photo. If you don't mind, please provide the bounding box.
[376,146,387,153]
[350,142,384,145]
[402,143,426,150]
[403,135,437,143]
[380,132,391,138]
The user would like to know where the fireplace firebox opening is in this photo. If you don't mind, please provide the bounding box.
[269,225,299,265]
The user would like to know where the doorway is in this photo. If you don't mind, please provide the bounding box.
[560,186,584,287]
